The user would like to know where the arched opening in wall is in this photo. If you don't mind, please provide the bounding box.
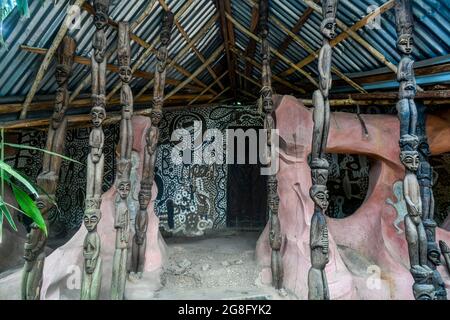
[321,154,371,219]
[429,153,450,230]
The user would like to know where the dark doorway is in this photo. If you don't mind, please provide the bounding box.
[226,127,267,229]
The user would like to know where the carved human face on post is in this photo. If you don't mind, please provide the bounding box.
[395,0,414,55]
[310,185,329,211]
[83,209,101,232]
[400,150,419,172]
[93,0,110,30]
[321,18,337,40]
[91,106,106,127]
[427,243,441,267]
[397,34,414,55]
[321,0,338,40]
[117,179,131,200]
[36,195,53,215]
[119,66,132,83]
[150,110,162,126]
[55,65,70,86]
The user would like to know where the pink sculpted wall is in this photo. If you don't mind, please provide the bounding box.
[256,95,450,299]
[0,116,166,299]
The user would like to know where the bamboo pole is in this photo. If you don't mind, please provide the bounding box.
[19,0,86,119]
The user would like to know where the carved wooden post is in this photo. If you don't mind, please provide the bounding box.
[80,0,110,300]
[110,22,133,300]
[395,0,445,300]
[258,0,282,290]
[130,10,173,277]
[21,35,76,300]
[394,0,437,300]
[416,102,447,300]
[307,0,338,300]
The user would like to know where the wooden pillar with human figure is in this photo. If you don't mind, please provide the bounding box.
[80,0,110,300]
[307,0,339,300]
[130,9,174,277]
[110,21,134,300]
[258,0,283,290]
[21,35,76,300]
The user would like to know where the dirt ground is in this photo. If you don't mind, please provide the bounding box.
[154,230,292,300]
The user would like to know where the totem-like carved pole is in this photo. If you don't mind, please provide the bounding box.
[110,22,133,300]
[258,0,282,290]
[130,10,173,277]
[416,102,447,300]
[80,0,110,300]
[395,0,436,300]
[21,35,76,300]
[307,0,338,300]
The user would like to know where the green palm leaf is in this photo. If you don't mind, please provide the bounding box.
[11,184,47,235]
[0,160,38,197]
[0,196,17,231]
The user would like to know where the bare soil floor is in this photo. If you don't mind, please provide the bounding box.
[155,230,290,300]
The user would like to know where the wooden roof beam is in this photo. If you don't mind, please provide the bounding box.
[280,0,396,79]
[216,0,238,100]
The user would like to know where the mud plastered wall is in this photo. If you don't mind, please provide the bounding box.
[8,105,449,237]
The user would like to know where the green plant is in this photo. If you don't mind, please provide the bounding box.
[0,128,82,239]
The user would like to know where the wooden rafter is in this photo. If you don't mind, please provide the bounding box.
[135,13,220,99]
[270,2,316,68]
[216,0,238,99]
[188,71,229,105]
[79,2,214,98]
[20,45,202,92]
[230,47,306,94]
[0,93,215,116]
[225,12,319,88]
[165,45,225,100]
[19,0,86,120]
[243,5,259,90]
[159,0,225,91]
[280,0,396,78]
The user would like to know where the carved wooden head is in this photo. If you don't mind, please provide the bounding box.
[395,0,414,55]
[117,179,131,200]
[321,0,339,40]
[427,242,441,267]
[150,109,163,126]
[400,150,419,172]
[91,105,106,127]
[309,185,329,211]
[83,209,101,232]
[93,0,110,29]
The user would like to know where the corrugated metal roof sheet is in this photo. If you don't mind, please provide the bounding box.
[0,0,449,103]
